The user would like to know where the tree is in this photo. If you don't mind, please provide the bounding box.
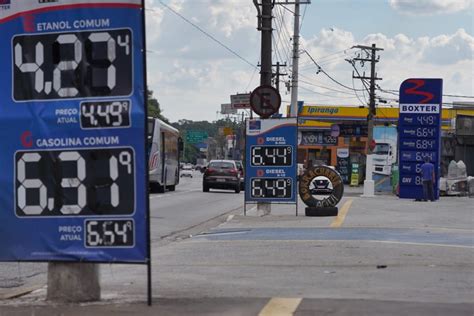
[147,90,169,123]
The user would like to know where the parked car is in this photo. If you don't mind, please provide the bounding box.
[203,160,241,193]
[180,164,193,178]
[233,160,245,190]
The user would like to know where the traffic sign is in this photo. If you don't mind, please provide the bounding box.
[231,93,251,109]
[398,78,442,200]
[250,85,281,118]
[221,103,237,115]
[186,130,208,144]
[0,1,148,263]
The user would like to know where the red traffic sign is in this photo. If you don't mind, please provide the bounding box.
[250,85,281,118]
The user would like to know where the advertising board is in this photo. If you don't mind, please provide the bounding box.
[398,78,442,200]
[0,1,148,262]
[245,118,297,203]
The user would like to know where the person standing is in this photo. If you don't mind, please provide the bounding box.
[420,156,435,201]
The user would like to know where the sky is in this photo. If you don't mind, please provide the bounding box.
[144,0,474,122]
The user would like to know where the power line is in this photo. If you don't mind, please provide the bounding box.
[298,77,359,95]
[275,6,293,67]
[299,3,308,32]
[245,66,259,91]
[300,80,362,99]
[299,47,352,68]
[352,75,367,106]
[443,94,474,99]
[376,85,474,99]
[299,83,362,99]
[303,50,365,92]
[156,1,256,68]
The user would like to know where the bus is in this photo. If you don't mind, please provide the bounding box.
[148,117,183,192]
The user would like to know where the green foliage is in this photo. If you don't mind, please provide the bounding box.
[147,90,169,123]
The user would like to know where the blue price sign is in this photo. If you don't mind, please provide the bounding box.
[245,118,297,203]
[0,1,148,262]
[398,78,442,200]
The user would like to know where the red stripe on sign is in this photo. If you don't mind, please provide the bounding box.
[0,3,142,24]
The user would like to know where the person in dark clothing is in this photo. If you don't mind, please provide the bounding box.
[420,156,435,201]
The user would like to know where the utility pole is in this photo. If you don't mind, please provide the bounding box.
[272,62,287,92]
[256,0,273,215]
[260,0,273,87]
[351,44,383,154]
[289,0,300,118]
[350,44,383,198]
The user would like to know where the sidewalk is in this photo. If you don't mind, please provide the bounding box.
[1,188,473,315]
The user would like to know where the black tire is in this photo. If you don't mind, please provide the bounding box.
[158,185,165,193]
[235,184,241,194]
[168,185,176,191]
[305,206,338,217]
[203,184,210,192]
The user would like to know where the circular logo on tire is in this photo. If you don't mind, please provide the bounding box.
[299,166,344,207]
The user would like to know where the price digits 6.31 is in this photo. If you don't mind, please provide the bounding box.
[15,148,135,216]
[13,29,132,101]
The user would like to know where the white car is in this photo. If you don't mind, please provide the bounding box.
[180,165,193,178]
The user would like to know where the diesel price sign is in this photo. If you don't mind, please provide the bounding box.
[245,118,297,203]
[0,1,148,263]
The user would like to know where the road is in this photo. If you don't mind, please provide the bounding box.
[149,170,243,242]
[1,174,473,315]
[0,170,243,294]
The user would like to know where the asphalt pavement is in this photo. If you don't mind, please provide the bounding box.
[1,178,473,315]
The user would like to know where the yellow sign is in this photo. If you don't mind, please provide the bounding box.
[350,174,359,186]
[223,127,233,136]
[294,105,474,130]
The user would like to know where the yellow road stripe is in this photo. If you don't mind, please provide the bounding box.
[259,298,302,316]
[330,198,353,228]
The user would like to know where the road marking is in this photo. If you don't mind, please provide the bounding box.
[189,239,474,249]
[150,189,201,199]
[258,298,302,316]
[330,198,353,228]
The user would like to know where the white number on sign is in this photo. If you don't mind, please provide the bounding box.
[15,42,44,93]
[17,153,47,215]
[53,34,82,97]
[58,151,86,214]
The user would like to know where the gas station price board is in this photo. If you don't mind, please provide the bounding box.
[398,78,442,200]
[245,118,297,203]
[0,1,148,263]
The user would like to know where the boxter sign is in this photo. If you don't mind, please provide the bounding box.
[0,1,148,263]
[398,78,442,200]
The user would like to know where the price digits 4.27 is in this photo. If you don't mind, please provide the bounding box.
[13,29,132,100]
[15,148,135,216]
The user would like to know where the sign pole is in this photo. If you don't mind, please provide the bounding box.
[141,0,153,306]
